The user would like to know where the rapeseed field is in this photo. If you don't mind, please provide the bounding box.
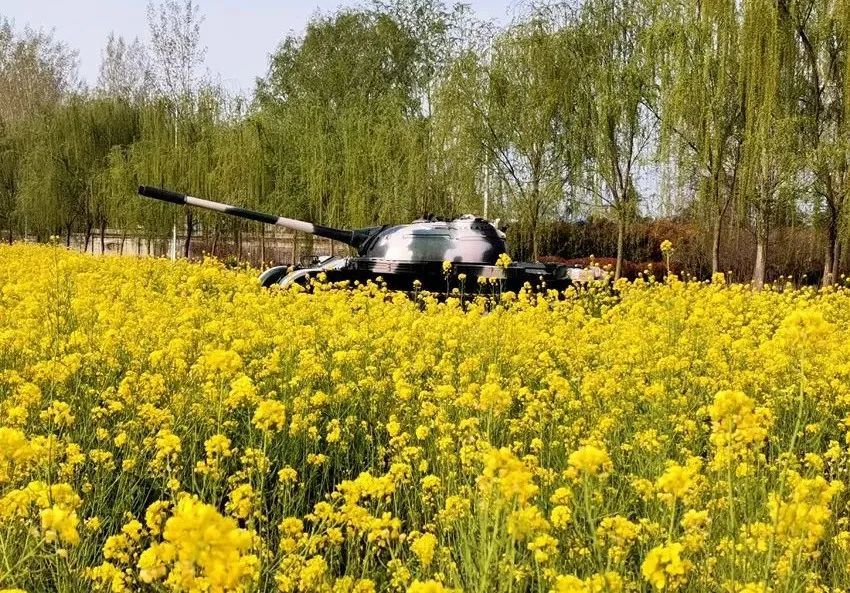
[2,244,850,593]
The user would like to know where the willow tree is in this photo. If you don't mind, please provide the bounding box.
[0,18,77,241]
[779,0,850,283]
[16,102,102,244]
[206,104,265,259]
[129,100,184,241]
[15,115,65,240]
[740,0,798,288]
[431,49,490,216]
[372,0,479,212]
[100,143,139,252]
[129,89,223,256]
[93,33,148,251]
[435,18,578,259]
[488,21,578,260]
[575,0,656,279]
[0,120,19,242]
[256,8,426,231]
[656,0,744,275]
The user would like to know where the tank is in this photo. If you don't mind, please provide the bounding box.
[138,186,600,292]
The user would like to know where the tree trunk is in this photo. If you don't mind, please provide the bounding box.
[65,224,72,247]
[119,231,126,255]
[530,175,541,262]
[183,210,193,259]
[260,225,266,265]
[211,223,219,257]
[752,231,766,290]
[236,225,242,261]
[7,226,12,245]
[292,231,299,266]
[711,215,722,276]
[532,226,539,262]
[84,220,93,253]
[832,235,841,281]
[615,216,625,280]
[100,219,107,254]
[823,218,837,286]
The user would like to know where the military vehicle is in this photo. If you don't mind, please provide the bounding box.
[138,186,599,292]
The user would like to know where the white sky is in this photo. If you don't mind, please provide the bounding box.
[1,0,518,95]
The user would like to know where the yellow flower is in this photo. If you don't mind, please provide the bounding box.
[681,509,709,532]
[551,505,572,529]
[550,572,622,593]
[655,459,700,503]
[141,495,258,590]
[197,348,243,376]
[507,506,550,540]
[641,542,689,590]
[278,466,298,485]
[7,243,850,590]
[767,474,843,549]
[410,532,438,567]
[252,399,287,432]
[734,583,771,593]
[326,419,342,443]
[86,562,128,592]
[85,516,102,532]
[226,484,255,519]
[386,416,401,437]
[550,575,586,593]
[479,447,539,503]
[145,501,170,536]
[204,433,232,458]
[39,401,75,427]
[137,542,175,584]
[598,515,640,548]
[708,390,772,470]
[40,505,80,546]
[299,556,329,591]
[152,429,181,469]
[528,533,559,563]
[567,445,612,478]
[407,580,459,593]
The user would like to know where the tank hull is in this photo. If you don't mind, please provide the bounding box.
[260,257,601,293]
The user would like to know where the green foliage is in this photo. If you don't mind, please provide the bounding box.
[255,8,429,228]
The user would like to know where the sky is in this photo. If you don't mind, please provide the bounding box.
[1,0,517,95]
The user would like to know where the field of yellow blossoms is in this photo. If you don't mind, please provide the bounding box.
[3,244,850,593]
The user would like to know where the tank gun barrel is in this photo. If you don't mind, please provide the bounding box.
[138,186,369,249]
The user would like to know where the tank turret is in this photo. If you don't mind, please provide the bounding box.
[138,185,597,291]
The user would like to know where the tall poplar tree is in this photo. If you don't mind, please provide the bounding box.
[145,0,208,256]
